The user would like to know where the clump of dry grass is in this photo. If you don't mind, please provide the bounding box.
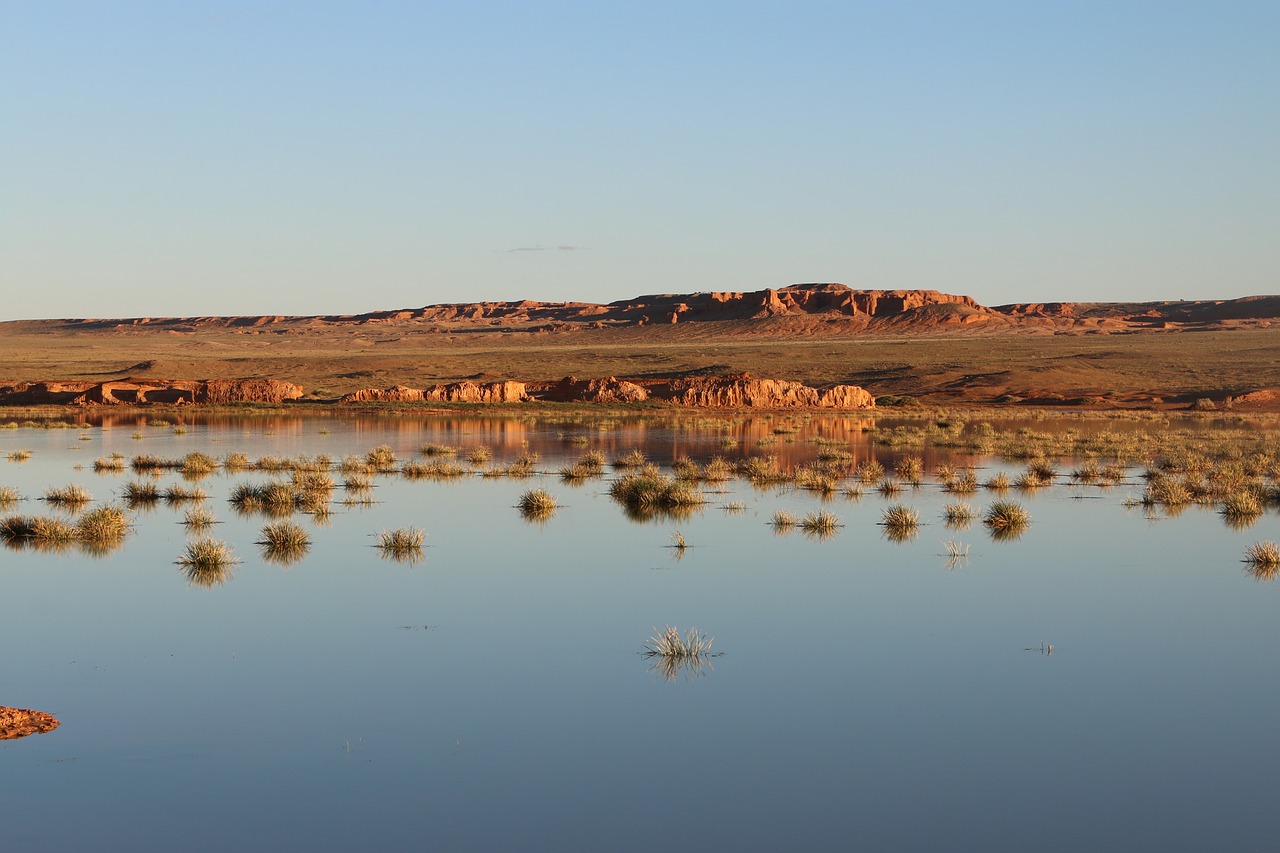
[881,504,919,528]
[770,509,797,530]
[800,510,840,538]
[855,460,885,484]
[943,502,977,526]
[420,443,458,456]
[643,625,714,659]
[122,480,161,505]
[517,488,557,519]
[1243,541,1280,578]
[983,472,1011,491]
[401,460,467,479]
[608,473,704,517]
[180,452,220,476]
[880,504,920,540]
[7,450,32,462]
[177,539,239,586]
[75,504,130,544]
[42,484,92,508]
[183,506,217,530]
[342,473,374,493]
[983,500,1031,539]
[376,527,426,561]
[222,452,251,471]
[163,484,207,504]
[611,449,648,469]
[0,485,19,509]
[93,454,126,473]
[944,471,979,494]
[467,446,491,466]
[365,445,398,472]
[257,521,312,565]
[894,455,924,484]
[1,515,78,546]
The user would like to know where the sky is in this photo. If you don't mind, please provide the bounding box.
[2,1,1277,320]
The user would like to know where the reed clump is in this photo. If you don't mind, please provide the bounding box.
[1243,541,1280,577]
[880,504,920,540]
[611,449,648,469]
[517,488,557,519]
[608,473,704,516]
[0,485,18,509]
[800,509,840,538]
[75,504,130,544]
[42,484,92,508]
[122,481,161,506]
[376,527,426,561]
[401,460,467,480]
[983,500,1031,538]
[770,509,797,530]
[183,507,217,530]
[943,502,977,526]
[93,454,126,473]
[643,625,714,659]
[257,521,312,564]
[177,539,239,587]
[365,445,398,472]
[420,443,458,456]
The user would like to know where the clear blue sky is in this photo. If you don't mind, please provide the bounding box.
[3,1,1277,320]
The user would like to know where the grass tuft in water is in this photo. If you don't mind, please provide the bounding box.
[983,500,1031,539]
[75,504,130,544]
[177,539,239,587]
[376,527,426,561]
[1243,541,1280,579]
[643,625,714,659]
[42,484,92,507]
[800,510,839,538]
[517,488,557,519]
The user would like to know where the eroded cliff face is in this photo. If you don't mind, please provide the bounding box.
[338,376,875,409]
[665,377,875,409]
[0,379,303,405]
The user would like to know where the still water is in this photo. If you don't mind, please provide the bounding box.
[2,413,1278,851]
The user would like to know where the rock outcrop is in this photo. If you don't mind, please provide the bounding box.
[198,379,304,404]
[0,378,303,406]
[338,385,427,403]
[662,377,875,409]
[422,381,528,403]
[545,376,650,404]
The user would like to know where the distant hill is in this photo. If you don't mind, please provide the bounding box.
[9,283,1280,335]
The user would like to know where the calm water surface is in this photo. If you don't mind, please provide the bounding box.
[2,414,1278,851]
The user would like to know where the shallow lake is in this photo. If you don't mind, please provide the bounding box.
[2,412,1279,851]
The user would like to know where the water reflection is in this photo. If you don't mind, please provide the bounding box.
[647,653,716,683]
[0,706,60,741]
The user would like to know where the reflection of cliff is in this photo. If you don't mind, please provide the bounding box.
[0,706,60,740]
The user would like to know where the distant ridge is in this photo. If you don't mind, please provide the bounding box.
[6,283,1280,335]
